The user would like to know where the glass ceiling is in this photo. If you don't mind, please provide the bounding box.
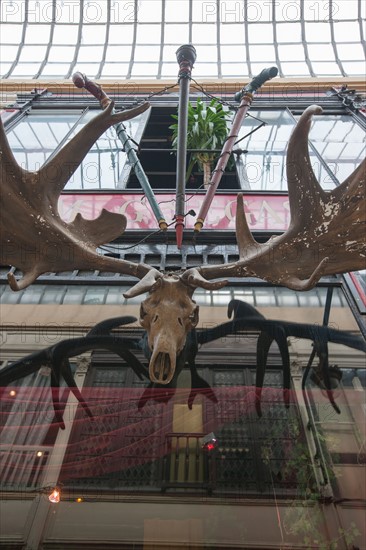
[0,0,365,80]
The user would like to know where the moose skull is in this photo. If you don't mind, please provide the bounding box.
[139,274,199,385]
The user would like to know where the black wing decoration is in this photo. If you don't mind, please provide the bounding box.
[1,302,365,427]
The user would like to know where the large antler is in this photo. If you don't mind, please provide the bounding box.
[186,105,366,291]
[0,97,162,290]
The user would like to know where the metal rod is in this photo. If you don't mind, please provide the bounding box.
[72,72,167,230]
[194,66,278,233]
[174,44,197,248]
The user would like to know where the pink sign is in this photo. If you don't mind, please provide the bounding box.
[59,193,291,231]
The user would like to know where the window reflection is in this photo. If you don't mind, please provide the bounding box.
[307,115,366,184]
[0,284,348,308]
[7,109,149,190]
[235,110,295,191]
[8,111,84,170]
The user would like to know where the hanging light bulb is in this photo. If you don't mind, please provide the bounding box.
[48,487,61,503]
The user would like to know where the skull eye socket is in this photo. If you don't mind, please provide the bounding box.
[189,306,199,327]
[140,304,147,319]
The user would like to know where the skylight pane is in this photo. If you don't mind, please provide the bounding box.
[247,24,274,44]
[77,46,105,62]
[194,63,217,77]
[26,0,50,23]
[80,25,105,44]
[0,45,18,60]
[311,62,342,76]
[138,0,163,23]
[165,0,190,22]
[40,64,75,77]
[134,45,161,62]
[219,23,245,44]
[10,64,41,77]
[304,23,332,42]
[53,25,79,44]
[334,22,361,42]
[161,63,180,77]
[221,63,247,77]
[221,45,245,63]
[55,0,81,23]
[48,46,76,63]
[275,23,302,43]
[136,24,162,44]
[18,45,48,62]
[334,0,359,20]
[307,44,335,61]
[163,44,181,62]
[0,23,22,43]
[341,62,366,75]
[100,63,129,77]
[108,24,134,44]
[110,0,137,23]
[82,1,108,24]
[274,0,301,22]
[194,45,217,61]
[277,44,304,62]
[337,43,365,60]
[280,62,311,76]
[193,0,218,22]
[1,2,22,22]
[192,24,217,43]
[106,46,133,62]
[131,63,159,77]
[249,45,276,62]
[164,24,190,43]
[24,24,51,44]
[0,63,12,76]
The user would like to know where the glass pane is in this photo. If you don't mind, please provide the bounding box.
[62,109,148,190]
[0,3,365,79]
[7,111,84,170]
[40,286,67,304]
[165,0,190,22]
[235,110,295,191]
[307,115,366,183]
[62,287,85,304]
[83,288,107,305]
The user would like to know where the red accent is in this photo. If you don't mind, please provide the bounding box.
[204,442,216,452]
[175,214,185,248]
[349,272,366,307]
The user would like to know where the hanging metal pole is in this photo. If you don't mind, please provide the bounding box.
[72,73,168,231]
[174,44,197,248]
[194,66,278,233]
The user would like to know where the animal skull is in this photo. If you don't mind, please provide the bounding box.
[139,274,199,384]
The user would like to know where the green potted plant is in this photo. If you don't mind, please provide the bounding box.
[170,98,232,189]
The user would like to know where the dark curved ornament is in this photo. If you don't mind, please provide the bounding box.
[1,306,365,426]
[0,317,147,429]
[197,299,366,415]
